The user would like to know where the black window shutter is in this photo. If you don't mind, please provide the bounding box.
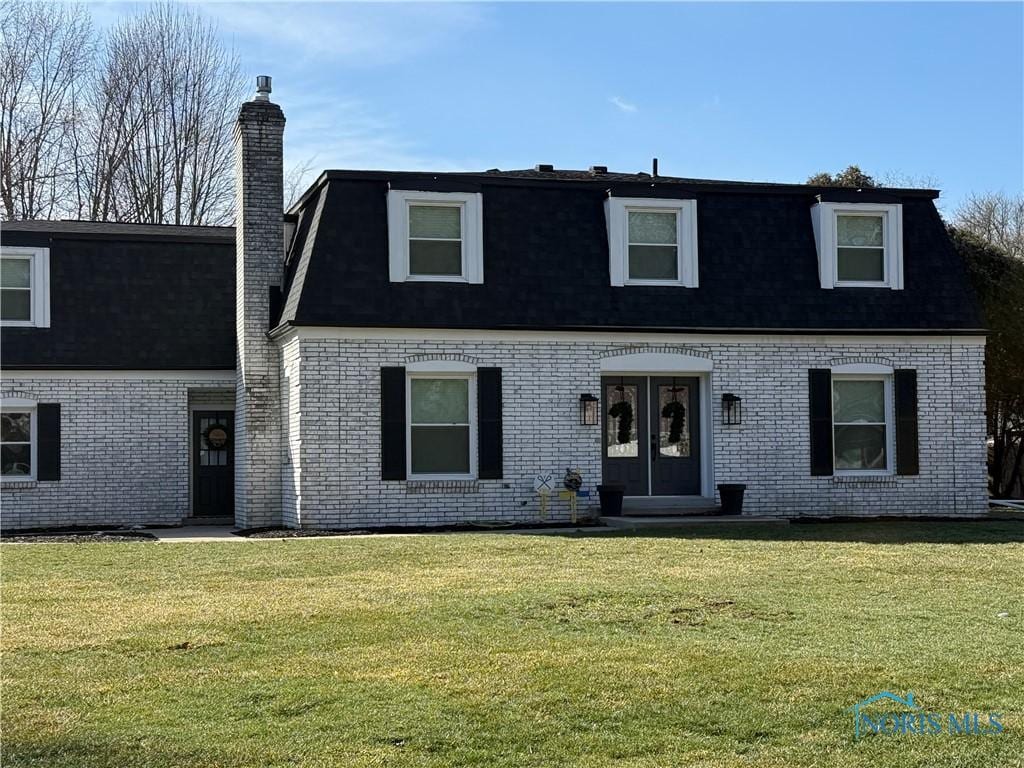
[895,369,919,475]
[380,367,406,480]
[477,367,503,479]
[808,369,833,476]
[36,404,61,481]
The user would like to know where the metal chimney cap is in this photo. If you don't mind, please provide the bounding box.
[255,75,272,101]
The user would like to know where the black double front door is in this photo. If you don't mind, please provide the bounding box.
[192,410,234,517]
[601,376,701,496]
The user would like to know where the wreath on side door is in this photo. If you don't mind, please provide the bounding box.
[608,400,634,445]
[203,423,230,450]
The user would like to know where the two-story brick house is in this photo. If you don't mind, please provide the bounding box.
[0,78,988,530]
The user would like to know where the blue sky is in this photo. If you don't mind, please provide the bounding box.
[95,2,1023,211]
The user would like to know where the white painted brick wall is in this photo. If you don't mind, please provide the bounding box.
[1,337,986,531]
[1,378,235,529]
[284,336,988,528]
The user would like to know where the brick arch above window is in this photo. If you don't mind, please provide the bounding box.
[1,392,39,406]
[403,354,481,373]
[828,356,896,369]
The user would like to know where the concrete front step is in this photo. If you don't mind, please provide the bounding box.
[601,515,788,529]
[623,507,720,517]
[182,516,235,526]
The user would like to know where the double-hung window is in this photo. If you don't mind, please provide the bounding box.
[836,213,887,283]
[810,202,903,289]
[832,375,893,473]
[387,190,483,283]
[408,375,476,478]
[1,406,36,480]
[606,197,698,287]
[1,247,50,327]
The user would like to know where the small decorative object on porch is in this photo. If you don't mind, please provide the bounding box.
[533,472,554,520]
[203,424,230,449]
[578,393,599,426]
[722,393,742,425]
[563,467,582,492]
[597,483,626,516]
[717,483,747,515]
[608,382,634,444]
[561,467,583,523]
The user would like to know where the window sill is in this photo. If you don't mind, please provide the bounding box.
[833,281,891,289]
[406,479,480,494]
[832,473,897,484]
[622,280,692,288]
[1,478,38,489]
[403,275,471,284]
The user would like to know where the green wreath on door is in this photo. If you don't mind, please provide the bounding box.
[661,401,686,444]
[608,400,633,445]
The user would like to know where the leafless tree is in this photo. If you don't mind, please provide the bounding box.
[0,1,93,220]
[284,155,318,211]
[78,3,244,225]
[3,2,245,225]
[954,192,1024,260]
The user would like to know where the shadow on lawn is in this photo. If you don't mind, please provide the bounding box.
[536,518,1024,546]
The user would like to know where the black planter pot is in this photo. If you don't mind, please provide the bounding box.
[597,484,626,516]
[717,483,747,515]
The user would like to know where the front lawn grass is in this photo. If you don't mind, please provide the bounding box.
[2,521,1022,767]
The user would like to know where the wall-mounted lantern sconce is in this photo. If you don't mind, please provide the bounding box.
[722,393,742,425]
[579,393,599,426]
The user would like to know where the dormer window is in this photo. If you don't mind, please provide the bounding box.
[810,203,903,290]
[606,197,698,287]
[1,246,50,327]
[387,190,483,283]
[836,213,885,282]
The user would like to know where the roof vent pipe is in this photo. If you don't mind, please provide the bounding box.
[255,75,272,102]
[652,157,659,177]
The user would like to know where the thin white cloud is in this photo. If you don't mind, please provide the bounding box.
[284,95,468,174]
[608,96,638,113]
[201,2,485,66]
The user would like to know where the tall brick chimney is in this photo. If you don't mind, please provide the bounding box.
[234,75,285,528]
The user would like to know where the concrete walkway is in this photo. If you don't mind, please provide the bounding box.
[152,526,246,542]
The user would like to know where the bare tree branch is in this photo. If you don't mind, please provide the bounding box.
[1,0,93,220]
[284,155,318,211]
[954,192,1024,260]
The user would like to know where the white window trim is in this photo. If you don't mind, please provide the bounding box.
[387,190,483,284]
[606,197,698,287]
[810,203,903,290]
[1,246,50,327]
[831,373,895,477]
[406,371,478,481]
[1,402,37,482]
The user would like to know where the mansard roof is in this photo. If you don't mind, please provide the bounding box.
[278,170,981,334]
[2,220,235,369]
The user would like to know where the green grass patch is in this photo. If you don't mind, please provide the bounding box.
[2,521,1022,767]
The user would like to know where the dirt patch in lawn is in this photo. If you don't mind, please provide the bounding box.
[1,531,156,543]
